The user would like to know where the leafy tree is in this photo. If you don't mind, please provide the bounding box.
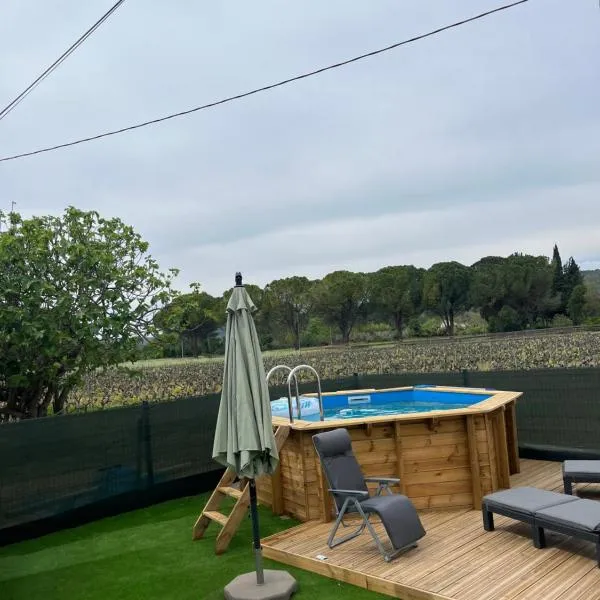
[471,254,559,330]
[313,271,368,343]
[423,262,471,336]
[369,266,422,339]
[551,244,564,297]
[584,285,600,318]
[491,305,521,332]
[264,276,313,350]
[154,285,221,356]
[567,284,587,325]
[470,256,506,323]
[563,257,584,306]
[0,207,177,419]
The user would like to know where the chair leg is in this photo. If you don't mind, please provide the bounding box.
[327,499,367,549]
[533,526,546,549]
[596,541,600,568]
[482,507,494,531]
[564,477,573,495]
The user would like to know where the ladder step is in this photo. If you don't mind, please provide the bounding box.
[218,486,244,499]
[203,511,229,527]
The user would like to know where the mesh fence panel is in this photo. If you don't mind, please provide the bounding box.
[2,366,600,532]
[0,406,143,530]
[147,394,222,485]
[468,369,600,451]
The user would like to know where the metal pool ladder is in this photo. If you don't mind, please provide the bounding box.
[265,364,324,422]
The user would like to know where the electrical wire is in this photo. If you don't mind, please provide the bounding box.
[0,0,128,123]
[0,0,529,164]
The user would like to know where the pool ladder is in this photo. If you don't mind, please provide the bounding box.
[265,364,324,422]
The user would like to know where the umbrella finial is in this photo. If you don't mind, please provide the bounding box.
[235,272,243,287]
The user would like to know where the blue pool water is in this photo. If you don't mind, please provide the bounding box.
[272,388,492,421]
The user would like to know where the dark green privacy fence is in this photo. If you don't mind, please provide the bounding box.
[1,367,600,540]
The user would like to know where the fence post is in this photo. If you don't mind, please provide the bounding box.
[462,369,471,387]
[353,372,361,390]
[141,401,154,487]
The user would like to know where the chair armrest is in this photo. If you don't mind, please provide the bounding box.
[364,477,400,484]
[328,489,369,498]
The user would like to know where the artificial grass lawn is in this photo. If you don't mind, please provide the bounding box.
[0,493,387,600]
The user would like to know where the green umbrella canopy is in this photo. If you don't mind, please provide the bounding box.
[212,283,279,478]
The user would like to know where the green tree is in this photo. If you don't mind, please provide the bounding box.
[370,266,422,339]
[423,262,471,336]
[471,254,559,330]
[314,271,368,343]
[551,244,564,298]
[469,256,506,323]
[567,284,587,325]
[0,207,177,419]
[584,286,600,318]
[264,276,313,350]
[563,257,584,307]
[153,285,221,356]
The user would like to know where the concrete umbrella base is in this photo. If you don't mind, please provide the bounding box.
[224,570,298,600]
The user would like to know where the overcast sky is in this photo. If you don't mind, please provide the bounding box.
[1,0,599,295]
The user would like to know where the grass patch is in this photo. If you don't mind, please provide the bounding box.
[0,494,386,600]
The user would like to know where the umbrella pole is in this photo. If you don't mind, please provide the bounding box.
[249,478,265,585]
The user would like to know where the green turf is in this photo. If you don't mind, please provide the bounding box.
[0,494,387,600]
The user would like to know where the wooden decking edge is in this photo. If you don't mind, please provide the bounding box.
[262,544,455,600]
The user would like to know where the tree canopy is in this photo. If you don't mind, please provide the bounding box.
[423,262,472,336]
[0,207,177,419]
[313,271,368,343]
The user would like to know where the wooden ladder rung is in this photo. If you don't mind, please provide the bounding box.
[203,511,229,527]
[218,486,243,499]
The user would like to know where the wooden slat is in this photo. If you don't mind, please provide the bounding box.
[394,421,406,495]
[494,408,511,489]
[484,414,499,491]
[204,510,228,526]
[218,486,243,499]
[505,401,521,474]
[465,415,482,509]
[271,425,291,515]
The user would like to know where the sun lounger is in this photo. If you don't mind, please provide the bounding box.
[482,486,600,566]
[312,427,426,562]
[562,460,600,494]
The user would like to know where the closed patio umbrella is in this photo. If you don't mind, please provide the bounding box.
[212,273,297,600]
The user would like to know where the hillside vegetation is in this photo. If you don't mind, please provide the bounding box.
[69,330,600,411]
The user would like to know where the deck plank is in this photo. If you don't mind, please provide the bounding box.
[261,459,600,600]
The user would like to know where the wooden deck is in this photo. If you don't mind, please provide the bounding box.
[262,459,600,600]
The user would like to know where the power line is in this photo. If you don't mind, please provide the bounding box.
[0,0,529,164]
[0,0,128,123]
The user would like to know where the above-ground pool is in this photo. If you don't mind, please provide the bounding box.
[270,388,492,421]
[257,385,522,521]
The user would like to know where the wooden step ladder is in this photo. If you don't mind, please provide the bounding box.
[192,425,290,554]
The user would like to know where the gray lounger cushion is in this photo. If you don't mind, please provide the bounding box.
[535,498,600,533]
[483,486,578,518]
[361,494,426,551]
[563,460,600,480]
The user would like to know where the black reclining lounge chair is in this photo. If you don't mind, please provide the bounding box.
[312,427,426,562]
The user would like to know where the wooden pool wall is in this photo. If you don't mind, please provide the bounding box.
[256,386,521,522]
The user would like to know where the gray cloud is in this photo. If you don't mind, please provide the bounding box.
[1,0,599,295]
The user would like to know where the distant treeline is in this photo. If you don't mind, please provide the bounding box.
[150,245,600,357]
